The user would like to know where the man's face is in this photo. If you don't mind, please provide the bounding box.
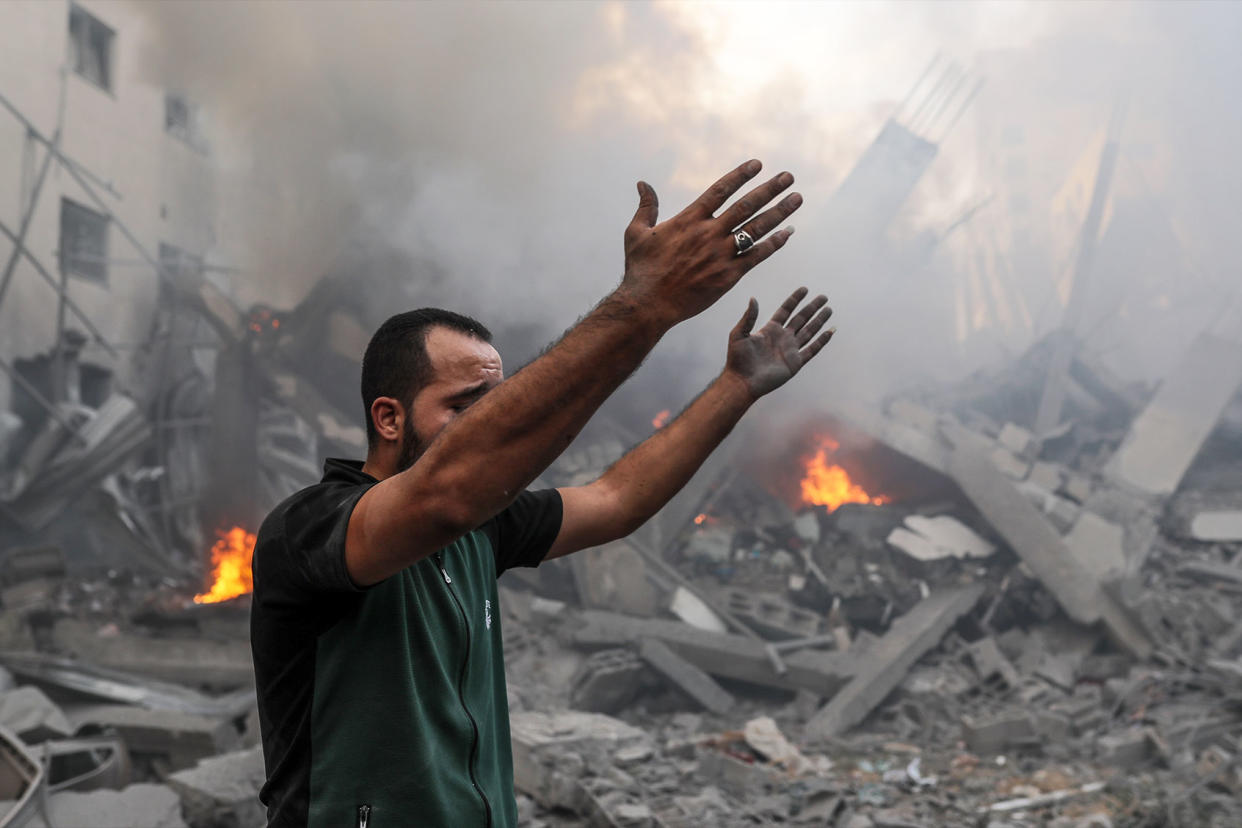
[396,326,504,471]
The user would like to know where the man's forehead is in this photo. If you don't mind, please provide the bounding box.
[425,326,502,378]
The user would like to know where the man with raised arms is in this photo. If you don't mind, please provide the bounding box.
[250,160,834,828]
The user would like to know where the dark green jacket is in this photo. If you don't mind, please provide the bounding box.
[251,459,562,828]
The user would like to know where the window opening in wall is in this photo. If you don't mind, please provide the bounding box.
[68,4,115,92]
[164,93,208,152]
[158,242,204,299]
[60,198,110,284]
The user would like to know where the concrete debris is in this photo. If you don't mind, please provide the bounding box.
[741,716,832,776]
[805,584,985,741]
[0,685,71,742]
[166,746,265,828]
[639,638,734,715]
[668,587,729,634]
[1063,512,1127,581]
[66,704,241,771]
[1,264,1240,826]
[1107,333,1242,496]
[21,784,187,828]
[887,514,995,561]
[1188,509,1242,541]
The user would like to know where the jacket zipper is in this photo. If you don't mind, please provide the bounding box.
[357,803,371,828]
[435,552,493,828]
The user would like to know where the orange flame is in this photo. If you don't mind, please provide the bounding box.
[800,438,888,511]
[694,513,707,525]
[194,526,255,604]
[652,409,672,429]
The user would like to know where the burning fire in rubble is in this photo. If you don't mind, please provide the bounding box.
[800,436,889,512]
[194,526,256,604]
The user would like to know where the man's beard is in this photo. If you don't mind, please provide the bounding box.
[395,415,423,473]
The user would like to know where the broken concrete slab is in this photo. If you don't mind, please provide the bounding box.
[1190,511,1242,542]
[1064,512,1127,581]
[943,436,1152,659]
[51,619,255,690]
[572,609,854,695]
[887,514,995,561]
[0,650,256,718]
[66,704,240,770]
[0,685,71,743]
[639,638,734,715]
[20,783,187,828]
[804,583,984,741]
[1107,333,1242,496]
[167,745,265,828]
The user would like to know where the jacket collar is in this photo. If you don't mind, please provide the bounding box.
[322,458,378,485]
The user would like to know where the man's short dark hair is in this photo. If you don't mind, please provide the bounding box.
[360,308,492,448]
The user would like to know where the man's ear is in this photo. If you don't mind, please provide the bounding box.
[370,396,405,443]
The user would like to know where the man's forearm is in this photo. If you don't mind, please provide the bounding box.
[597,371,754,535]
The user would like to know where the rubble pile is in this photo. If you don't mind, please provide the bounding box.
[496,331,1242,827]
[0,326,1237,827]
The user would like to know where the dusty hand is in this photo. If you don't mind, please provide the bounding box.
[724,287,834,399]
[619,160,802,327]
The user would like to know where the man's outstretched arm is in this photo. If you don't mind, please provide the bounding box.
[546,287,834,559]
[347,161,802,585]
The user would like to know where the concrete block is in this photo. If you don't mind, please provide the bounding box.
[1096,729,1152,769]
[167,745,265,828]
[694,746,782,799]
[638,638,733,715]
[965,638,1019,690]
[569,648,647,714]
[961,712,1039,754]
[721,588,821,640]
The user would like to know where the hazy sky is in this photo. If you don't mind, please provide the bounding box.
[130,0,1242,407]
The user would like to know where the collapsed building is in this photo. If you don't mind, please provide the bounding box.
[0,9,1239,828]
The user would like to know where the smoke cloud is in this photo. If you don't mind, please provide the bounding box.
[129,0,1242,419]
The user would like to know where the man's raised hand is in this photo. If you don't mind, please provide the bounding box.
[619,160,802,327]
[723,287,835,399]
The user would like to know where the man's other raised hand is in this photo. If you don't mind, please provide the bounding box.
[619,160,802,328]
